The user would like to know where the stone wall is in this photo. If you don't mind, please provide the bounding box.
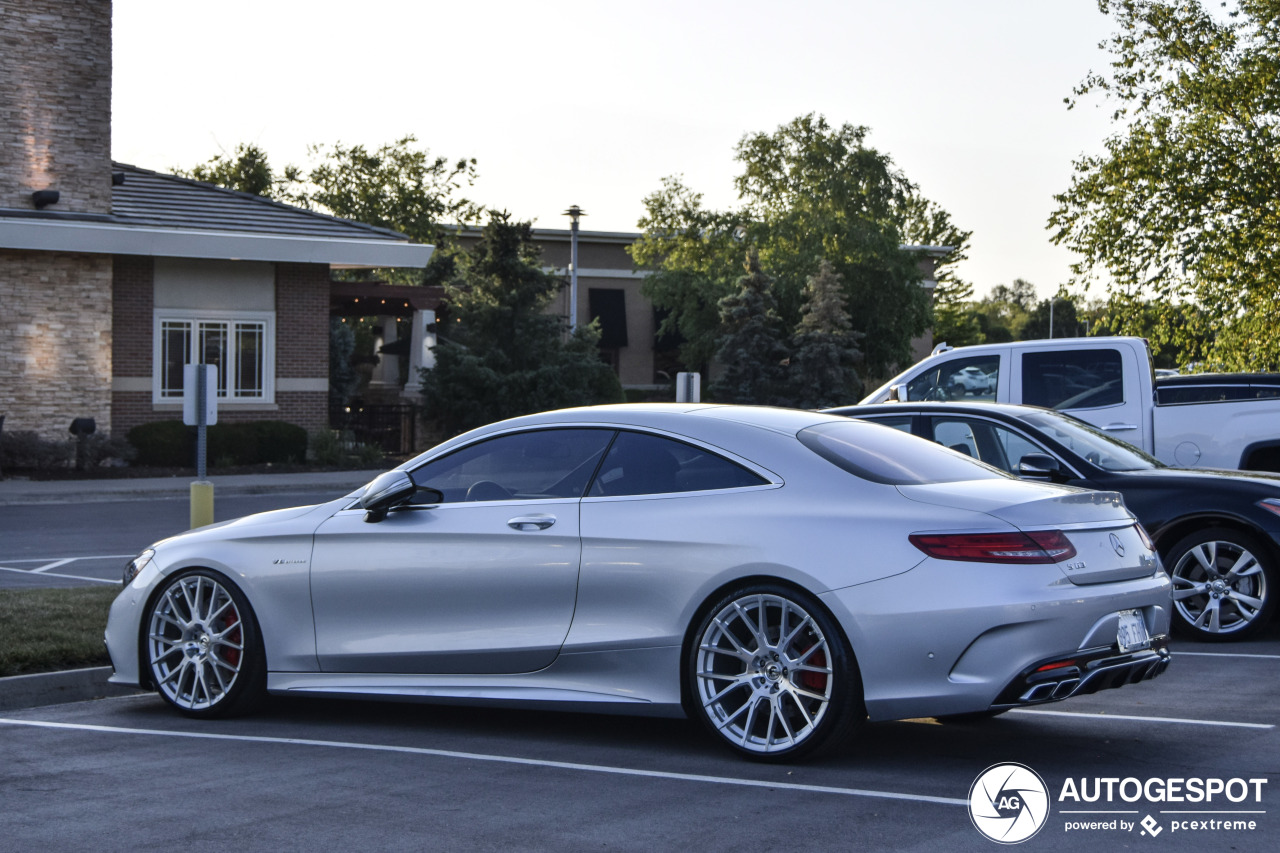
[0,1,113,214]
[0,249,113,439]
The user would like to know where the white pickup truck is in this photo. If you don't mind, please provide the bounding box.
[862,336,1280,472]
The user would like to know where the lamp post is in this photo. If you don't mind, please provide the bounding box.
[564,205,585,329]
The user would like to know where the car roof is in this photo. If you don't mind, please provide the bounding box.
[492,403,840,432]
[826,401,1052,421]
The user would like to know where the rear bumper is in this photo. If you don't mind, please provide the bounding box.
[992,636,1171,707]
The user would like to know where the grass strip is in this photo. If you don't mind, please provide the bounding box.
[0,586,118,677]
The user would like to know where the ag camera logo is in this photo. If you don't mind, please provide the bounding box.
[969,763,1051,844]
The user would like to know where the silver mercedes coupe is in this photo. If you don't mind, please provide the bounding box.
[106,404,1172,760]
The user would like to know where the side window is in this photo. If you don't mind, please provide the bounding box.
[993,427,1045,474]
[410,429,614,503]
[933,420,980,459]
[904,356,1000,402]
[931,418,1040,473]
[858,415,914,434]
[1022,349,1123,410]
[588,431,767,497]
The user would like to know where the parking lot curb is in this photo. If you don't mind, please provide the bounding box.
[0,666,146,712]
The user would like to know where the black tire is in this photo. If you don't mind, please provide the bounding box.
[1165,527,1277,641]
[686,583,864,761]
[143,569,267,717]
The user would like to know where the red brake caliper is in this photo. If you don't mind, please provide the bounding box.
[224,610,241,666]
[799,647,827,692]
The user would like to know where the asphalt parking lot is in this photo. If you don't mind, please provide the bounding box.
[2,626,1276,852]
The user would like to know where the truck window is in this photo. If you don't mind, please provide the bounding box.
[1022,349,1124,410]
[903,356,999,402]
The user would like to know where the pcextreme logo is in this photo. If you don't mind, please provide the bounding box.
[969,763,1051,844]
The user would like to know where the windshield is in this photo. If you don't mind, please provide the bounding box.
[1021,411,1161,472]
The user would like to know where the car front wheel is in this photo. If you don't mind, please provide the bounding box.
[687,584,863,761]
[1166,528,1277,641]
[144,569,266,717]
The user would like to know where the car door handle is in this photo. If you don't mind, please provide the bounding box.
[507,515,556,531]
[1102,423,1138,431]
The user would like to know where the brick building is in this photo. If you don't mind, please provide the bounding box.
[0,1,430,442]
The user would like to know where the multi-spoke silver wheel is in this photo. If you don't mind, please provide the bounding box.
[691,588,857,759]
[1168,529,1276,641]
[146,571,261,714]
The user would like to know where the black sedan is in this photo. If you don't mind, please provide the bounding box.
[826,402,1280,641]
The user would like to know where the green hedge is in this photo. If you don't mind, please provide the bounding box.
[127,420,307,467]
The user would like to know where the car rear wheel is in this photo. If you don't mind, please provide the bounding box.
[1166,528,1277,641]
[688,584,864,761]
[145,569,266,717]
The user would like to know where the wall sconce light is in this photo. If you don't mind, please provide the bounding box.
[32,189,60,209]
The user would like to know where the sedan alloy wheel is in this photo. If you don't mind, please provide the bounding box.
[690,586,862,760]
[146,570,265,716]
[1168,528,1277,641]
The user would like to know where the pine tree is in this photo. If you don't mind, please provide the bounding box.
[420,214,623,435]
[786,260,864,408]
[709,251,790,405]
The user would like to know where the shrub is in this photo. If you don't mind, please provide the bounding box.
[78,434,138,468]
[130,419,306,467]
[0,430,75,471]
[252,421,307,464]
[207,423,259,467]
[127,421,193,467]
[308,428,385,467]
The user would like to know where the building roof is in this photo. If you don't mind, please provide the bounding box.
[0,164,433,269]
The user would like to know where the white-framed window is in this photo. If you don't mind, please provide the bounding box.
[153,309,275,404]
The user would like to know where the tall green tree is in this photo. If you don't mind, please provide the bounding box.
[175,142,297,198]
[1050,0,1280,370]
[1019,293,1082,340]
[633,114,959,379]
[183,136,482,285]
[286,136,483,248]
[419,214,623,436]
[931,277,985,348]
[709,251,790,405]
[787,259,864,407]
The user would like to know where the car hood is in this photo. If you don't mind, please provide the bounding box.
[151,499,345,551]
[896,479,1130,529]
[1106,465,1280,495]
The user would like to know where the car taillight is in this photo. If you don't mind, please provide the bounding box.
[909,530,1078,564]
[1135,523,1155,551]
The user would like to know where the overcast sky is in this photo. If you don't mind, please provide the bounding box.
[112,0,1120,299]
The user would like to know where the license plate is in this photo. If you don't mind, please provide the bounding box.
[1117,610,1150,653]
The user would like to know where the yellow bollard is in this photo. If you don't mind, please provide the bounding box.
[190,480,215,529]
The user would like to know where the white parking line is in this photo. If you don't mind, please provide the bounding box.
[0,718,969,807]
[1009,708,1273,729]
[0,565,118,584]
[1175,651,1280,661]
[0,554,135,564]
[32,559,77,573]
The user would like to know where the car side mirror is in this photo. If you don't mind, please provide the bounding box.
[1018,453,1063,481]
[888,383,905,403]
[360,470,417,523]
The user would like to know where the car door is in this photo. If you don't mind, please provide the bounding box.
[569,430,777,650]
[309,428,614,674]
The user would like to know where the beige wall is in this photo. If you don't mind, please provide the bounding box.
[0,1,113,214]
[0,250,113,439]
